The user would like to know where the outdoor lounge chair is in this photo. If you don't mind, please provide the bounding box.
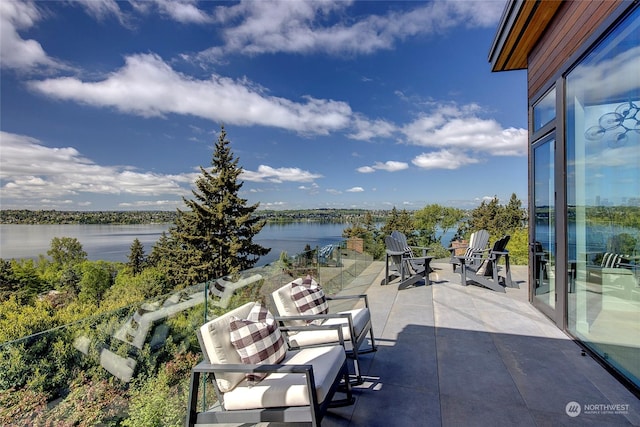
[449,229,490,272]
[456,235,514,293]
[270,277,376,385]
[318,244,335,266]
[601,263,640,303]
[391,230,430,258]
[187,301,354,427]
[384,234,433,288]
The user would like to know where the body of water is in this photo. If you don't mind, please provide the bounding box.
[0,222,349,266]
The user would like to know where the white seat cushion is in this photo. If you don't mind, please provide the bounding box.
[287,308,369,350]
[223,345,345,410]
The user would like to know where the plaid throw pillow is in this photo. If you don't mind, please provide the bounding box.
[229,303,286,384]
[302,274,314,287]
[291,282,329,324]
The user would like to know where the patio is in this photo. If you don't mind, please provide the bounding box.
[317,260,640,426]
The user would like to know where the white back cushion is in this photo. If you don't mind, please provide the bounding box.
[200,301,255,392]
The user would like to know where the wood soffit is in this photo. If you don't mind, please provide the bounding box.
[489,0,563,72]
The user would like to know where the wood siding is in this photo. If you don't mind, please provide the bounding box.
[528,0,622,98]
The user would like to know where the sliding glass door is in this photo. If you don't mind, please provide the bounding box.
[532,135,556,315]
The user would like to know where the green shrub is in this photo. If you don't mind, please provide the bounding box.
[507,228,528,265]
[122,353,197,427]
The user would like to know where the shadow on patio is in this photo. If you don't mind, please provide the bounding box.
[319,261,640,427]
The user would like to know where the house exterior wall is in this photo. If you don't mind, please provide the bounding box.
[523,0,639,394]
[527,0,622,98]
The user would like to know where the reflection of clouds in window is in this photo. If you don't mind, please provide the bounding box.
[533,88,556,131]
[569,45,640,105]
[535,88,556,109]
[583,144,640,168]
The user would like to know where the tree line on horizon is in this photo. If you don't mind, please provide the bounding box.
[0,207,390,225]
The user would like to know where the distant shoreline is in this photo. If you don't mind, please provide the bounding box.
[0,208,390,225]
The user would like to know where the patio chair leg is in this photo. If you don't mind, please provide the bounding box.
[368,328,377,352]
[350,355,364,385]
[331,365,356,407]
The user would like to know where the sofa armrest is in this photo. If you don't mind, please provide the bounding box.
[279,323,345,348]
[326,294,369,308]
[275,312,354,325]
[275,313,355,344]
[192,360,314,376]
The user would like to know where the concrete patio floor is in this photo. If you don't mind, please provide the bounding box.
[321,260,640,427]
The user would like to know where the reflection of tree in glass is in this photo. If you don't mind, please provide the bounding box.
[607,233,637,255]
[585,100,640,147]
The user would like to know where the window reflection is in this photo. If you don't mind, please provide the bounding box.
[566,6,640,388]
[533,88,556,132]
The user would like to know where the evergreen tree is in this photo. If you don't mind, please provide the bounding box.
[362,211,383,258]
[469,197,501,237]
[468,194,526,240]
[363,211,377,235]
[0,259,19,302]
[128,238,146,275]
[381,208,414,242]
[498,193,527,232]
[148,232,169,268]
[170,126,270,285]
[380,206,400,237]
[342,222,367,239]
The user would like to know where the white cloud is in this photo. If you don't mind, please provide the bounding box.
[412,149,479,170]
[91,0,212,25]
[0,131,194,204]
[29,53,353,135]
[75,0,130,27]
[346,187,364,192]
[241,165,322,183]
[259,201,287,209]
[0,1,62,71]
[402,102,527,156]
[356,166,375,174]
[357,161,408,173]
[583,144,640,169]
[119,200,180,208]
[298,183,320,191]
[348,115,397,141]
[151,0,212,24]
[197,0,504,60]
[568,46,640,105]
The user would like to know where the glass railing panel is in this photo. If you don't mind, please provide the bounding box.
[0,239,373,425]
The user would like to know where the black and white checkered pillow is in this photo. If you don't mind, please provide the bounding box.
[291,281,329,324]
[229,303,286,383]
[302,274,315,287]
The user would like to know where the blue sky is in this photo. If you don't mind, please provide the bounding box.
[0,0,528,212]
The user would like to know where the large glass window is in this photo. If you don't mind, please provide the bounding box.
[566,6,640,388]
[533,88,556,132]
